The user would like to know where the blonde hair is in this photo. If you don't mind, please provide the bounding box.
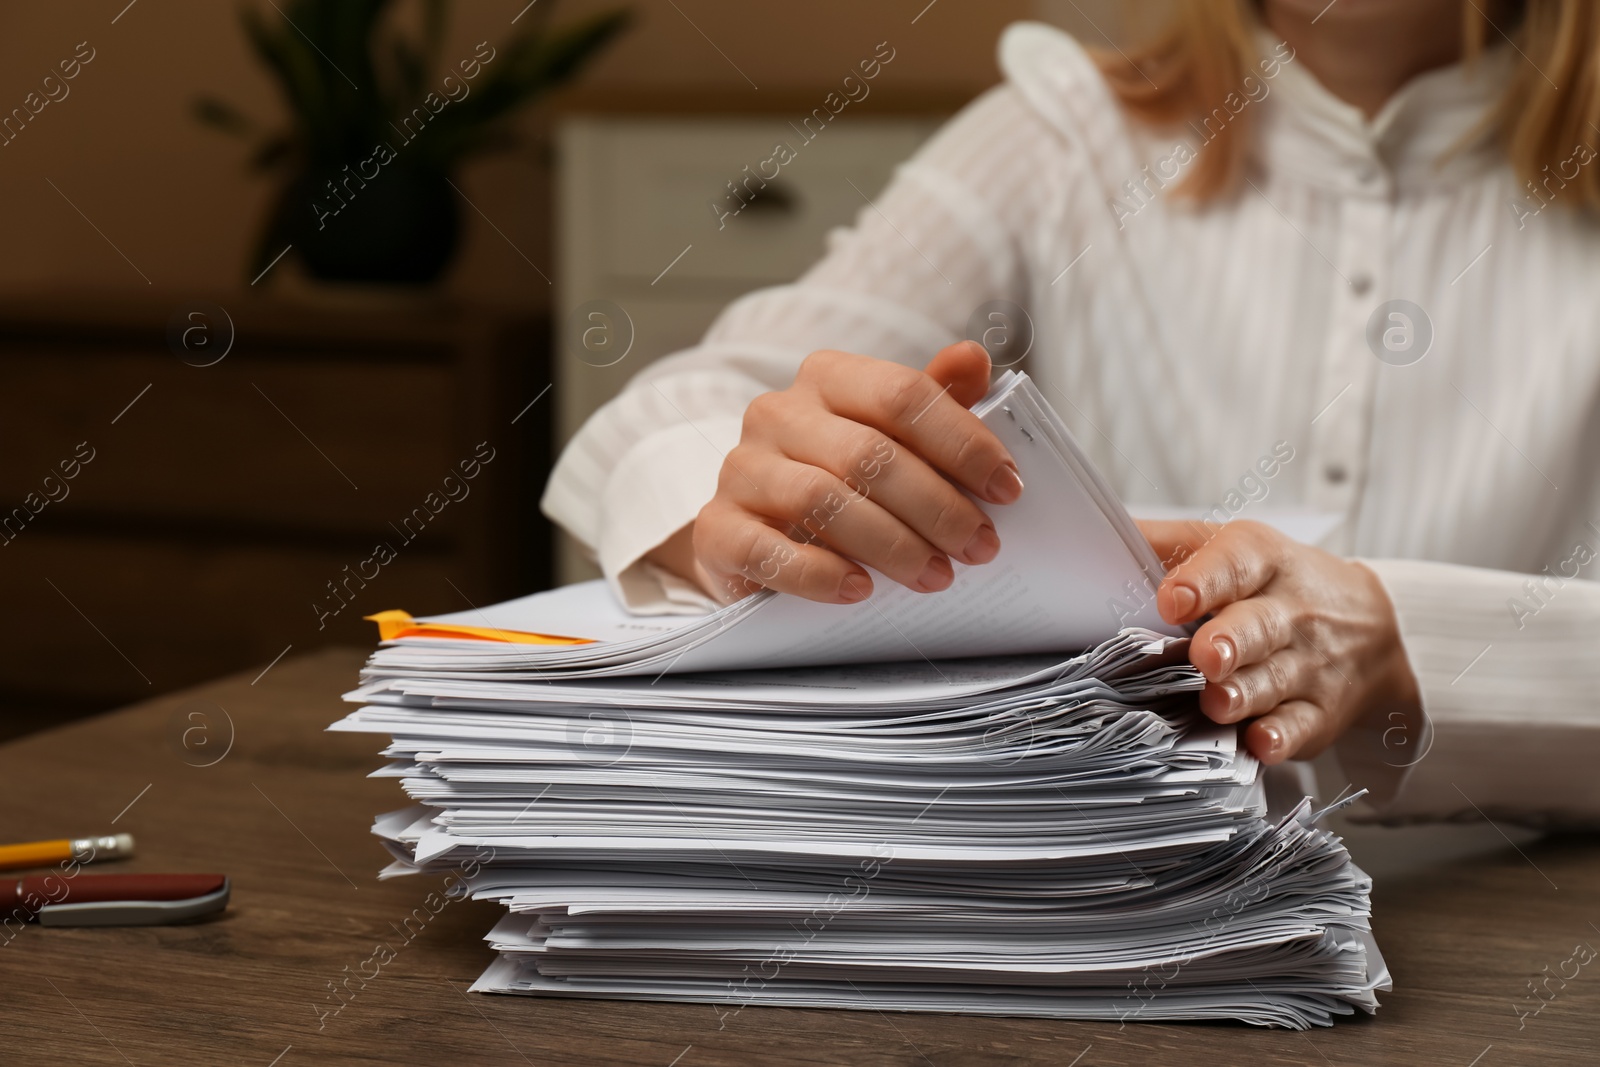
[1097,0,1600,209]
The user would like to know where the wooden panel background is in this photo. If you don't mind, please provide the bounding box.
[0,292,551,729]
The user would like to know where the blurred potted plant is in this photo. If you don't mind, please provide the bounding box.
[197,0,628,286]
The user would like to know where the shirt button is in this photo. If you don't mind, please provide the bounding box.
[1324,463,1349,485]
[1350,272,1373,296]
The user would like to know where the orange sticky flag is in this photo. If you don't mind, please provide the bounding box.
[365,610,594,647]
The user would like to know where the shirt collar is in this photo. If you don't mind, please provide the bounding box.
[1253,28,1514,196]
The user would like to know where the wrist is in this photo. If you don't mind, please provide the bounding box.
[1350,559,1422,720]
[645,521,706,593]
[644,520,745,604]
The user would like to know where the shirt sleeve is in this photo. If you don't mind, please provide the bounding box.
[1338,557,1600,827]
[540,84,1058,612]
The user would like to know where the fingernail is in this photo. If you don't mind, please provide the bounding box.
[1258,720,1283,758]
[1170,584,1198,620]
[985,464,1023,504]
[962,525,1000,564]
[1220,680,1241,712]
[917,556,954,592]
[1212,635,1236,676]
[838,574,870,603]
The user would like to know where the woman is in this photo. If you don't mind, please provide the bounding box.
[542,0,1600,824]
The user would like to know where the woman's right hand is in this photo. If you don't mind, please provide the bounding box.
[652,341,1024,605]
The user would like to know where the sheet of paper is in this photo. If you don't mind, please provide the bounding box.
[367,372,1182,680]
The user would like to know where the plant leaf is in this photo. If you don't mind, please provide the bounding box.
[207,0,627,178]
[193,95,258,136]
[391,37,426,102]
[413,8,629,166]
[249,133,297,172]
[241,5,331,153]
[420,0,447,75]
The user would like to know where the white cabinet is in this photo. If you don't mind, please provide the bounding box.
[554,114,941,582]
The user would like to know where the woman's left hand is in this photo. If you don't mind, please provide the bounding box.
[1136,519,1422,766]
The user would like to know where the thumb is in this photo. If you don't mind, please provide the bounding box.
[923,340,991,409]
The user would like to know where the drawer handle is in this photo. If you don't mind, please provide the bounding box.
[742,180,800,217]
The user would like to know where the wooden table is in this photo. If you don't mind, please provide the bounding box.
[3,650,1597,1065]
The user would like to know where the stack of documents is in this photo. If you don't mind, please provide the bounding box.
[333,371,1387,1028]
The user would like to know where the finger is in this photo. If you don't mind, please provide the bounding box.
[773,409,1000,567]
[923,339,992,408]
[803,490,959,594]
[1246,700,1334,764]
[1199,649,1317,724]
[1156,521,1281,626]
[1191,596,1294,681]
[720,446,954,592]
[694,499,871,605]
[797,350,1022,505]
[1135,518,1222,572]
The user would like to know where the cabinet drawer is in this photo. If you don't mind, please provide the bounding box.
[0,349,466,538]
[566,118,937,288]
[0,534,459,707]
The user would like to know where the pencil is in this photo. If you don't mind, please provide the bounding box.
[0,833,135,872]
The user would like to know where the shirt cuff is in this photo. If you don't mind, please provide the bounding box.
[597,416,743,615]
[1339,557,1600,828]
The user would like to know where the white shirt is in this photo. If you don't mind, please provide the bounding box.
[542,23,1600,826]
